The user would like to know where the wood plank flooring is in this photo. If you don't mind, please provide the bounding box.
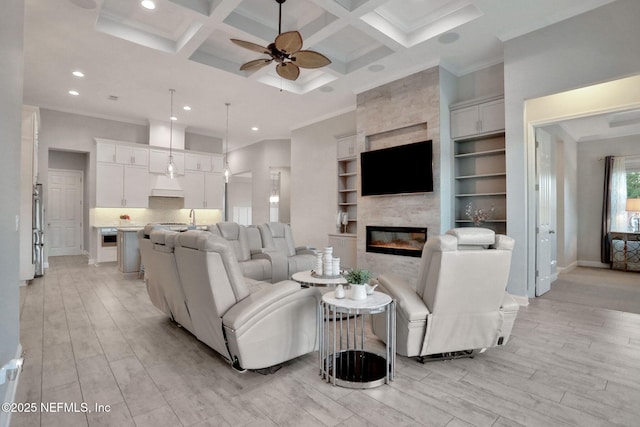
[12,256,640,427]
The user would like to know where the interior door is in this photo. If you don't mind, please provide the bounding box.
[48,169,83,256]
[535,128,555,296]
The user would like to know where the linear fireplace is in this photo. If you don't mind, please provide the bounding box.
[366,226,427,257]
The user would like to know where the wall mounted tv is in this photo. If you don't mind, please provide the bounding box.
[360,140,433,196]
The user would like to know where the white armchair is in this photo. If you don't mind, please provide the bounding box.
[371,228,519,360]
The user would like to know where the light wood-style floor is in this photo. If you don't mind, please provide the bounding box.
[12,256,640,427]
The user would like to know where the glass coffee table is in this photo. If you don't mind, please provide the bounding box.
[318,290,395,388]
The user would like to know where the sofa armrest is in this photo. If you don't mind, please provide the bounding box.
[252,250,288,283]
[377,274,429,321]
[223,281,319,330]
[295,246,315,256]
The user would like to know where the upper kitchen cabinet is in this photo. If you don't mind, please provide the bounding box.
[149,149,185,175]
[211,155,224,173]
[185,153,212,172]
[116,145,149,166]
[451,97,505,139]
[95,139,149,208]
[96,140,148,166]
[183,171,223,209]
[96,162,149,208]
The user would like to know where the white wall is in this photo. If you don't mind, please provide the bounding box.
[503,0,640,297]
[291,111,356,250]
[577,135,640,264]
[228,139,290,225]
[0,0,24,417]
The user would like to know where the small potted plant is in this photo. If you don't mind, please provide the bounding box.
[344,268,370,300]
[119,214,130,225]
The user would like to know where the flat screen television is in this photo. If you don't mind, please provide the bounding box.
[360,140,433,196]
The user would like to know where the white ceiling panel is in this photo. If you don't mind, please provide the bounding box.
[22,0,621,149]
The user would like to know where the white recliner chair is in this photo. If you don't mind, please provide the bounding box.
[371,228,519,360]
[215,222,287,283]
[258,222,316,281]
[173,230,321,371]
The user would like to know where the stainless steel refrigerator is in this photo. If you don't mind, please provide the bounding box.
[33,183,44,277]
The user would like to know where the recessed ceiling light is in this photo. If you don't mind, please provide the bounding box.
[183,106,191,111]
[170,116,177,121]
[251,126,259,131]
[367,64,385,72]
[141,0,156,10]
[438,32,460,44]
[68,90,79,96]
[72,70,84,78]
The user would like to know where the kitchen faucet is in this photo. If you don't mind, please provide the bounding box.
[189,209,196,227]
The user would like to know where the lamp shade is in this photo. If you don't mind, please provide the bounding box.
[626,198,640,212]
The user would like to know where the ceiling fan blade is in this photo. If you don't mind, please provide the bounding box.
[240,58,273,72]
[275,31,303,54]
[230,38,270,55]
[291,50,331,69]
[276,62,300,81]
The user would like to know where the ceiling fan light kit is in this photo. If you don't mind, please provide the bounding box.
[231,0,331,81]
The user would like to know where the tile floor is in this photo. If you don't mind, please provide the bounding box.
[11,256,640,426]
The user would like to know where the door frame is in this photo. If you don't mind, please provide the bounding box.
[47,168,84,257]
[524,75,640,297]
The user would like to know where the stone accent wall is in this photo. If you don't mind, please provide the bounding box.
[356,67,441,281]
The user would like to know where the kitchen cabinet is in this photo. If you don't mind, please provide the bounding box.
[451,98,504,139]
[211,155,224,173]
[185,153,212,172]
[96,140,148,165]
[118,229,141,278]
[149,149,185,175]
[115,145,149,166]
[328,234,357,269]
[96,163,149,208]
[183,170,224,209]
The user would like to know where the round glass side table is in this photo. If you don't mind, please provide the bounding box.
[319,290,395,388]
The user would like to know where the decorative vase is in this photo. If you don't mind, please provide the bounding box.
[332,257,340,276]
[350,284,367,300]
[334,284,345,299]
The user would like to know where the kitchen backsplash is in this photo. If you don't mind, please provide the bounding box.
[91,197,222,226]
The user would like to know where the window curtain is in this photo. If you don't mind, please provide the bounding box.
[601,156,627,263]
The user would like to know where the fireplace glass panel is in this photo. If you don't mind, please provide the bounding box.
[366,226,427,257]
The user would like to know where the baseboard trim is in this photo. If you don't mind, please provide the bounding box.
[577,260,610,269]
[0,344,23,427]
[557,261,578,274]
[512,295,529,306]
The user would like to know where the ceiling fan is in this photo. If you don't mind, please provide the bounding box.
[230,0,331,81]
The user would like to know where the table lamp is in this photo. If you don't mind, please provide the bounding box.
[626,198,640,232]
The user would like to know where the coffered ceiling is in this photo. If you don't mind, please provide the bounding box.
[23,0,615,150]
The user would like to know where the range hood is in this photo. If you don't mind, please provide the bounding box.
[150,175,184,198]
[149,120,185,198]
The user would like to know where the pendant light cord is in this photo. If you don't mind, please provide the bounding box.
[169,89,175,158]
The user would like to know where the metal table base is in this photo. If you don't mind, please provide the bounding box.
[319,291,395,388]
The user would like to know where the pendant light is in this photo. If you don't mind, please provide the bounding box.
[223,102,231,183]
[166,89,176,179]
